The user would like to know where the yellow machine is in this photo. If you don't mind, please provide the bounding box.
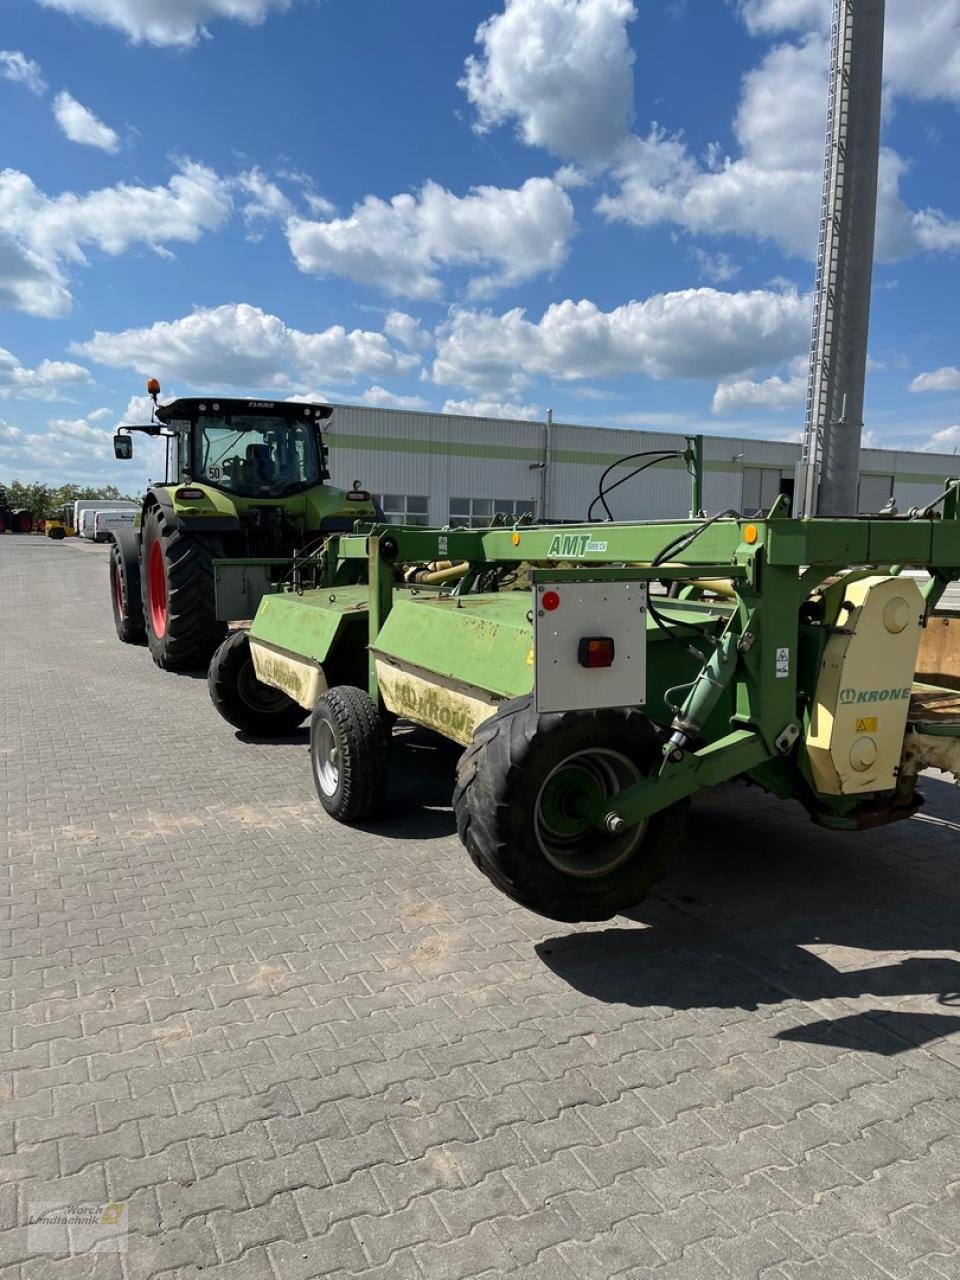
[44,505,76,540]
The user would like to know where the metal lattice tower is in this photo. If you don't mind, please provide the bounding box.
[798,0,886,517]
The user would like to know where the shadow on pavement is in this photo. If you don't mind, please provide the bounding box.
[358,725,461,840]
[537,774,960,1055]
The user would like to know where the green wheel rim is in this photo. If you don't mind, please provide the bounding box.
[534,748,646,878]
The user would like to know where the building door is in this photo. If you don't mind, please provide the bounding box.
[858,474,893,513]
[742,467,791,515]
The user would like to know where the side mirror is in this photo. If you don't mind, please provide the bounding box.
[114,434,133,460]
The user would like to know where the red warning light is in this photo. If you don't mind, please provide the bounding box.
[542,590,560,612]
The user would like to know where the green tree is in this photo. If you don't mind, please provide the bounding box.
[0,480,141,519]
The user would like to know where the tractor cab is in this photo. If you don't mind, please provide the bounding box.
[116,395,334,499]
[159,399,333,498]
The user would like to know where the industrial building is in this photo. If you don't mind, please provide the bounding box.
[324,404,958,526]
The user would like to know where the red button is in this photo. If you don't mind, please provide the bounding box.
[542,590,560,612]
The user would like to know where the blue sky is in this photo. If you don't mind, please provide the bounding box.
[2,0,960,491]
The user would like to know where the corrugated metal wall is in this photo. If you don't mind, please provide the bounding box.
[324,405,957,523]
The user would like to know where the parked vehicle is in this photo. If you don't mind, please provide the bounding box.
[72,500,137,536]
[93,509,136,543]
[44,504,76,539]
[109,379,378,670]
[78,510,99,540]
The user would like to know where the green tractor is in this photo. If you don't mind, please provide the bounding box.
[110,379,378,672]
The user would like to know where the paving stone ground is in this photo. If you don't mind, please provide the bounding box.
[2,534,959,1280]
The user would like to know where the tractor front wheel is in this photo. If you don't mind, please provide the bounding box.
[208,631,309,736]
[309,687,390,823]
[453,698,688,923]
[109,539,146,644]
[142,505,226,670]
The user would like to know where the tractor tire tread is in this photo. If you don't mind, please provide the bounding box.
[453,696,688,923]
[109,538,146,645]
[144,507,226,671]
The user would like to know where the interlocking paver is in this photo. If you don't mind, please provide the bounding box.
[2,535,960,1278]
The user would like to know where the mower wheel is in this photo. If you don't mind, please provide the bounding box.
[453,697,688,923]
[309,686,390,823]
[109,538,146,644]
[208,631,309,736]
[142,505,226,670]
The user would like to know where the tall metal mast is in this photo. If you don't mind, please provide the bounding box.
[798,0,886,517]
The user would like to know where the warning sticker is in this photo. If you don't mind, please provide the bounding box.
[775,647,790,679]
[856,717,878,733]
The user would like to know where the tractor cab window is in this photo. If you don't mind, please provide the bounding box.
[194,415,321,496]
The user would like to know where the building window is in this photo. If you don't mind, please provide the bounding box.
[448,497,533,527]
[374,494,430,526]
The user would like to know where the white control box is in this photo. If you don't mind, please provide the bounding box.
[533,580,647,714]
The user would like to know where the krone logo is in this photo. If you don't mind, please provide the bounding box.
[840,686,911,706]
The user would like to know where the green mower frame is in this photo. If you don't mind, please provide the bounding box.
[210,470,960,921]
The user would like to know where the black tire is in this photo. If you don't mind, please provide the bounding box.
[453,697,688,923]
[309,687,390,823]
[48,525,64,540]
[142,505,226,671]
[208,631,309,736]
[109,539,146,645]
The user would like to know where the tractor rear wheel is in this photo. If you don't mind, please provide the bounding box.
[142,505,226,671]
[208,631,309,736]
[309,687,390,822]
[109,539,146,644]
[453,697,688,923]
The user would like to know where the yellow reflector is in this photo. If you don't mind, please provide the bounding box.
[512,531,521,545]
[743,524,759,544]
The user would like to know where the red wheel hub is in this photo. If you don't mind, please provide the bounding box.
[147,539,167,637]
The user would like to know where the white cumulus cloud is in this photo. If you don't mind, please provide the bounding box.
[0,410,166,489]
[286,176,575,301]
[442,398,543,421]
[35,0,292,47]
[383,311,430,352]
[356,386,429,411]
[52,91,120,152]
[468,0,960,262]
[739,0,960,105]
[598,30,960,262]
[0,346,92,400]
[461,0,637,165]
[432,286,810,395]
[918,424,960,452]
[0,161,233,317]
[0,50,46,95]
[712,370,806,414]
[72,303,420,391]
[910,367,960,393]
